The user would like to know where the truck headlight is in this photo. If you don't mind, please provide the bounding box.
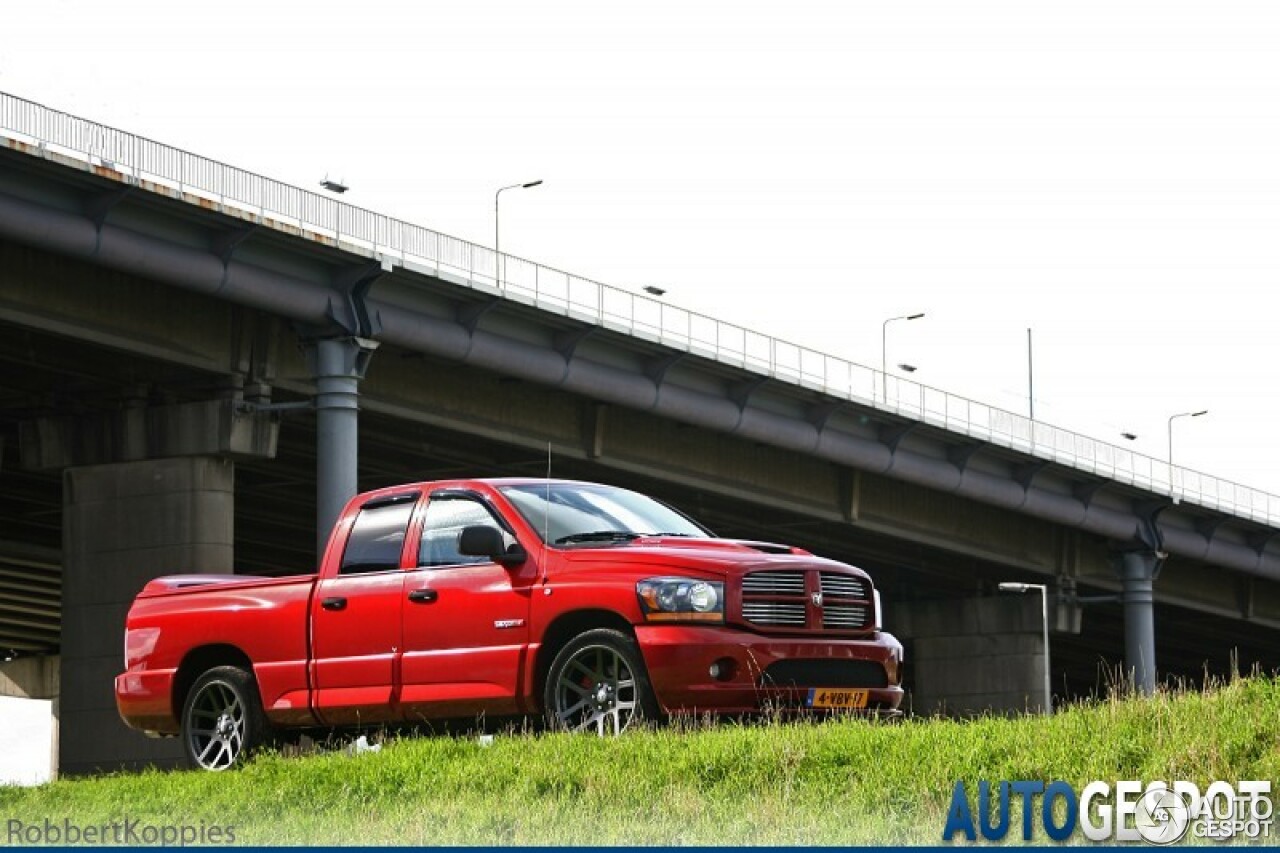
[636,578,724,623]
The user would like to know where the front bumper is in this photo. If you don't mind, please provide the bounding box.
[635,624,904,715]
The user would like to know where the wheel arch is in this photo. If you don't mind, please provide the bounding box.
[534,609,636,710]
[172,644,256,720]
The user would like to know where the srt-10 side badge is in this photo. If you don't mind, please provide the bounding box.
[494,619,526,629]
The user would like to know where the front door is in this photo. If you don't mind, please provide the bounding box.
[398,490,536,721]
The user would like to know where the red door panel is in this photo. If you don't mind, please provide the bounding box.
[398,491,536,721]
[311,571,403,725]
[400,563,534,719]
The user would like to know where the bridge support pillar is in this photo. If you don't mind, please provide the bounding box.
[20,398,277,775]
[304,337,378,559]
[1119,549,1160,695]
[890,595,1050,716]
[60,457,235,774]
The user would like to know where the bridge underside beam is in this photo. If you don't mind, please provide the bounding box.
[3,246,1280,633]
[0,172,1275,582]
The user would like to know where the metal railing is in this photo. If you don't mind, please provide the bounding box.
[2,90,1277,526]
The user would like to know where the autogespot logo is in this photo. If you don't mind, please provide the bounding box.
[942,779,1273,844]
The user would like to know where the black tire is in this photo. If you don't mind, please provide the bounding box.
[542,628,659,734]
[180,666,271,771]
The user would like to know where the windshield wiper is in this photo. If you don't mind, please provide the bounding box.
[554,531,645,545]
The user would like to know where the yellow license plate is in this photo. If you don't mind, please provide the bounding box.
[807,688,869,709]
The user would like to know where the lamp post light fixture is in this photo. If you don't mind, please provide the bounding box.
[881,312,925,403]
[643,286,667,297]
[494,179,543,289]
[319,176,349,194]
[997,581,1052,715]
[1167,409,1208,465]
[897,363,918,374]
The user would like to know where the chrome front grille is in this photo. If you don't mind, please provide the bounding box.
[819,573,866,600]
[741,571,806,595]
[818,571,870,629]
[822,604,870,629]
[740,569,874,633]
[742,601,807,626]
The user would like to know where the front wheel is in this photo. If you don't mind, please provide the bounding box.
[181,666,271,770]
[543,628,659,735]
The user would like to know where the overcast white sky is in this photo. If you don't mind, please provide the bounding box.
[2,1,1278,496]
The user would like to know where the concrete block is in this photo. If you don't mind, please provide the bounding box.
[58,708,183,774]
[892,595,1042,639]
[60,602,128,653]
[914,633,1043,661]
[63,546,232,603]
[59,456,235,774]
[58,655,124,714]
[63,457,232,502]
[23,404,275,471]
[65,494,234,555]
[914,652,1044,696]
[0,655,60,700]
[912,690,1046,717]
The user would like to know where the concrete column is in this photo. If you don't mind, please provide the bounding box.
[890,595,1050,716]
[304,337,377,558]
[1119,549,1160,695]
[59,457,234,775]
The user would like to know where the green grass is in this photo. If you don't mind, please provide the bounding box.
[3,677,1278,846]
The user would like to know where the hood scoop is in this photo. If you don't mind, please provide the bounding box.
[727,539,811,556]
[636,537,811,556]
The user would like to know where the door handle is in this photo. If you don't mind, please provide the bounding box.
[321,596,347,611]
[407,588,438,604]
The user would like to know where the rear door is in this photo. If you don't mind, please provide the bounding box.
[310,492,419,726]
[398,489,537,721]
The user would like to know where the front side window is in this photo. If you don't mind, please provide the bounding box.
[340,498,416,574]
[499,483,709,546]
[419,497,514,568]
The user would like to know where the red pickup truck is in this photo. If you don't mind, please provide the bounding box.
[116,479,903,769]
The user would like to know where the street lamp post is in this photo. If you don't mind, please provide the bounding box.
[494,179,543,290]
[1167,409,1208,466]
[1167,408,1207,497]
[1027,327,1034,420]
[881,312,925,403]
[998,581,1052,715]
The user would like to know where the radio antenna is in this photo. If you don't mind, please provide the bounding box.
[543,441,552,546]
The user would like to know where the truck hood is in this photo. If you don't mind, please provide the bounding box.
[555,536,870,580]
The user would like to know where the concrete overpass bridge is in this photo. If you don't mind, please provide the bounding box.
[1,92,1278,775]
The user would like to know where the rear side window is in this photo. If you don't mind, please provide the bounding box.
[340,499,416,575]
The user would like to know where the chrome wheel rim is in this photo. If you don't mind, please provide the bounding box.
[553,643,638,734]
[186,681,244,770]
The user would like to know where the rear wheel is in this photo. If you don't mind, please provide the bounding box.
[543,628,658,735]
[180,666,270,770]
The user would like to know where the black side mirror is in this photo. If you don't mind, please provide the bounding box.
[458,525,527,567]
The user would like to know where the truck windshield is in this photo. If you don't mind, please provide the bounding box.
[499,483,710,546]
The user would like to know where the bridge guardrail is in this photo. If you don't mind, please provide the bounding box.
[2,90,1275,527]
